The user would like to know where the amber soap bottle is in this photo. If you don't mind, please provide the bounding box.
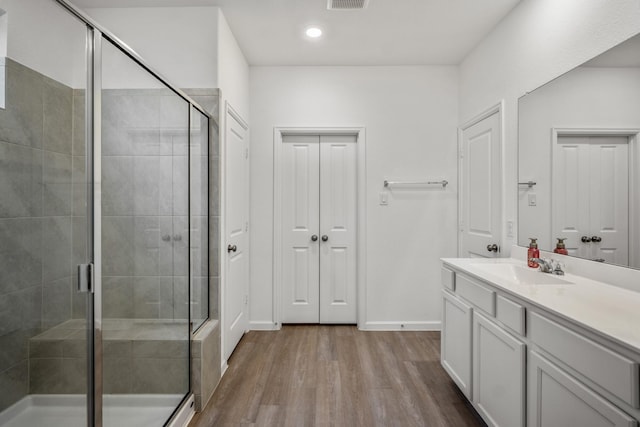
[528,238,540,268]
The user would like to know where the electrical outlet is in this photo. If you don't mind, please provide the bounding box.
[506,221,514,238]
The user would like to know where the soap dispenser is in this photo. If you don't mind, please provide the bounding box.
[553,238,568,255]
[528,238,540,268]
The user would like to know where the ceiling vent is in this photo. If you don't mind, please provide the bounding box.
[327,0,369,10]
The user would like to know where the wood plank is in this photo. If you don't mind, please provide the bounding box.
[189,326,483,427]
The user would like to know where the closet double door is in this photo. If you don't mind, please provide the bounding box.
[281,134,357,324]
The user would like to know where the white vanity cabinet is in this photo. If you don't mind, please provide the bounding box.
[441,267,526,427]
[441,290,473,399]
[441,261,640,427]
[528,312,639,427]
[473,311,526,427]
[528,351,637,427]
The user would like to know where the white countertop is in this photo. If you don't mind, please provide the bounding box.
[442,257,640,353]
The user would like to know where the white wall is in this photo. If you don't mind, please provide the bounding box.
[217,11,249,121]
[85,6,219,90]
[459,0,640,256]
[518,66,640,250]
[249,66,458,329]
[0,0,86,88]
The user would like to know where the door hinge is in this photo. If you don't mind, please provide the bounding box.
[244,148,249,159]
[245,222,249,232]
[77,263,94,293]
[244,295,249,305]
[458,147,464,159]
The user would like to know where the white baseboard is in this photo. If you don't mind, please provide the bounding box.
[220,360,228,378]
[249,321,280,331]
[359,321,441,331]
[247,321,440,331]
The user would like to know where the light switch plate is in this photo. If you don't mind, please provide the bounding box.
[380,192,388,206]
[528,193,537,207]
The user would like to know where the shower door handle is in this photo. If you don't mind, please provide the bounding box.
[77,263,94,293]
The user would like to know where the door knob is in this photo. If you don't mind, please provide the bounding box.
[161,235,171,242]
[227,244,237,253]
[321,235,329,242]
[581,236,592,243]
[173,234,182,242]
[311,235,318,242]
[486,244,499,253]
[591,236,602,243]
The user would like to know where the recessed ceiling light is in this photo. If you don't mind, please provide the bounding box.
[305,27,323,38]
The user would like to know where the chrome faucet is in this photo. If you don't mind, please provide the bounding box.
[552,262,565,275]
[530,258,565,275]
[531,258,553,273]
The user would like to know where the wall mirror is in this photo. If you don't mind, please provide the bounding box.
[518,33,640,269]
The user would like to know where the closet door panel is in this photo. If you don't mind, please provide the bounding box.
[319,135,357,323]
[281,136,320,323]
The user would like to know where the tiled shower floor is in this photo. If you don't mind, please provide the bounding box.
[0,394,184,427]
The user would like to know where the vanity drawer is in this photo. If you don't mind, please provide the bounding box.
[530,312,639,407]
[496,295,525,336]
[455,274,495,316]
[442,267,455,291]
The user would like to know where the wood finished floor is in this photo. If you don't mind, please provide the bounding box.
[190,325,484,427]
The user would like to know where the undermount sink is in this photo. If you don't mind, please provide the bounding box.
[470,263,573,286]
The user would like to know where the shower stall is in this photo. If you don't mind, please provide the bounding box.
[0,0,216,425]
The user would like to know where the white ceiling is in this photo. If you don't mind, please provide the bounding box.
[73,0,522,66]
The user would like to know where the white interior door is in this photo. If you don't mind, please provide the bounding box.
[280,134,357,324]
[319,135,357,323]
[459,110,502,258]
[281,135,321,323]
[224,107,249,361]
[553,135,629,264]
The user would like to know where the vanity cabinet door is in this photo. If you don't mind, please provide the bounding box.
[528,351,637,427]
[473,311,526,427]
[442,290,473,399]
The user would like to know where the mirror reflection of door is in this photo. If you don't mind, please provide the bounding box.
[552,134,630,265]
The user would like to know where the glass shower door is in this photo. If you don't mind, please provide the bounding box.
[0,4,92,426]
[99,38,191,427]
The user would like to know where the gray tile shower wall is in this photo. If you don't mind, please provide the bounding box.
[100,88,220,324]
[101,89,189,321]
[185,89,220,323]
[0,58,75,412]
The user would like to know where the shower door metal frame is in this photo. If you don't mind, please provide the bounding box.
[55,0,211,118]
[84,25,101,427]
[52,1,214,425]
